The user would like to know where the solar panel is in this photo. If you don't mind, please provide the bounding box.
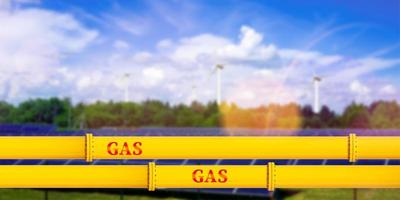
[325,160,351,165]
[218,160,252,165]
[254,159,290,165]
[94,160,123,165]
[294,159,324,165]
[44,160,68,165]
[185,159,218,165]
[125,159,154,165]
[388,160,400,165]
[355,160,386,165]
[155,160,185,165]
[0,124,56,136]
[0,160,18,165]
[235,188,270,196]
[14,160,42,165]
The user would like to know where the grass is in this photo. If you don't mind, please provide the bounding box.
[0,189,399,200]
[0,189,181,200]
[286,189,400,200]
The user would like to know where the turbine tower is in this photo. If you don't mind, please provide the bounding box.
[216,64,224,105]
[190,84,197,103]
[122,73,130,102]
[313,76,321,113]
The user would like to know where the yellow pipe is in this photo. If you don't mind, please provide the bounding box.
[0,135,399,160]
[0,164,398,189]
[156,165,266,188]
[275,165,400,189]
[95,136,348,159]
[0,165,147,188]
[0,137,85,159]
[357,137,400,159]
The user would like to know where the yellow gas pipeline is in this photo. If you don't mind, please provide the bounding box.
[0,134,399,162]
[0,163,398,190]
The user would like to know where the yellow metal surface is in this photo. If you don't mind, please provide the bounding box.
[275,165,400,189]
[0,165,147,188]
[0,136,398,160]
[357,137,400,159]
[0,164,398,189]
[0,137,85,159]
[94,136,348,159]
[156,165,266,188]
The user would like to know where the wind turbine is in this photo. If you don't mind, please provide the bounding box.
[190,83,198,103]
[122,73,131,102]
[215,64,224,105]
[313,75,322,113]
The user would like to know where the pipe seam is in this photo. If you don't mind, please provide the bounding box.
[148,162,156,191]
[267,162,275,191]
[85,133,93,162]
[349,133,357,162]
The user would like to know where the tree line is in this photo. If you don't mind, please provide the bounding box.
[0,97,399,129]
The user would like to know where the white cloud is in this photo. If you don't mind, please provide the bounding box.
[329,58,400,82]
[278,49,341,66]
[0,0,11,10]
[0,0,40,11]
[147,0,195,32]
[108,15,151,36]
[350,80,370,95]
[239,26,263,49]
[157,39,173,49]
[77,76,92,91]
[380,84,396,95]
[253,69,274,77]
[0,6,97,102]
[142,67,164,87]
[133,51,152,62]
[170,34,230,63]
[113,40,130,50]
[14,0,40,3]
[217,26,277,61]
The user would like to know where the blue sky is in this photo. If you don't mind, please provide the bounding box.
[37,0,399,54]
[0,0,399,111]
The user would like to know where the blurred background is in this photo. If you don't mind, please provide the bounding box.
[0,0,399,199]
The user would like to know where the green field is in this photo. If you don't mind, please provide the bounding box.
[0,189,399,200]
[0,189,179,200]
[286,189,400,200]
